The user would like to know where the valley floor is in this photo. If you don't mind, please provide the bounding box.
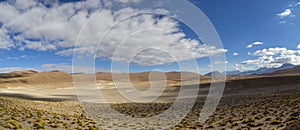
[0,84,299,129]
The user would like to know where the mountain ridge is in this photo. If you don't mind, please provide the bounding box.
[224,63,297,76]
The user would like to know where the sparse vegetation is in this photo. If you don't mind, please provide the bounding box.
[0,91,299,129]
[0,72,299,129]
[0,97,99,130]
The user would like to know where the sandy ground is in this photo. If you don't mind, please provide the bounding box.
[0,82,299,129]
[0,80,207,103]
[0,86,76,102]
[0,74,299,129]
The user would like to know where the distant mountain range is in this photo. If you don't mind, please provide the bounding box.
[223,63,297,76]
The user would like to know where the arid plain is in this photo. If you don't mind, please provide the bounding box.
[0,67,299,129]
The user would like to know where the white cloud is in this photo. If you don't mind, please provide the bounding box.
[41,63,111,73]
[246,41,263,48]
[40,63,72,72]
[0,28,14,49]
[4,55,28,61]
[213,61,228,65]
[290,14,296,18]
[233,63,256,71]
[14,0,38,10]
[297,44,300,49]
[20,55,27,58]
[288,2,300,7]
[250,47,291,56]
[277,9,292,18]
[0,67,35,73]
[0,0,227,66]
[233,52,239,56]
[238,45,300,69]
[279,20,287,24]
[0,63,111,73]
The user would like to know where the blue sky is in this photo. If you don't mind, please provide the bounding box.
[193,0,300,70]
[0,0,300,74]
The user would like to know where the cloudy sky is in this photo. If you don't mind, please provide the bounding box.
[0,0,300,74]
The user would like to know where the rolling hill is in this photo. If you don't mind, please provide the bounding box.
[0,70,72,88]
[0,70,210,88]
[96,71,209,82]
[225,63,297,76]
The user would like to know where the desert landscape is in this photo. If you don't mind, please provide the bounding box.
[1,0,300,129]
[0,66,299,129]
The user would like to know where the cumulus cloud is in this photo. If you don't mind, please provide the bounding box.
[0,0,227,66]
[233,53,239,56]
[249,47,293,56]
[0,28,14,49]
[246,41,263,48]
[277,9,292,18]
[0,0,103,51]
[239,45,300,69]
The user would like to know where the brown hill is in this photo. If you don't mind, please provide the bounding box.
[96,71,209,82]
[0,70,38,78]
[0,70,209,88]
[0,70,72,88]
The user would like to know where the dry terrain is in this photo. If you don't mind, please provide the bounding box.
[0,69,299,129]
